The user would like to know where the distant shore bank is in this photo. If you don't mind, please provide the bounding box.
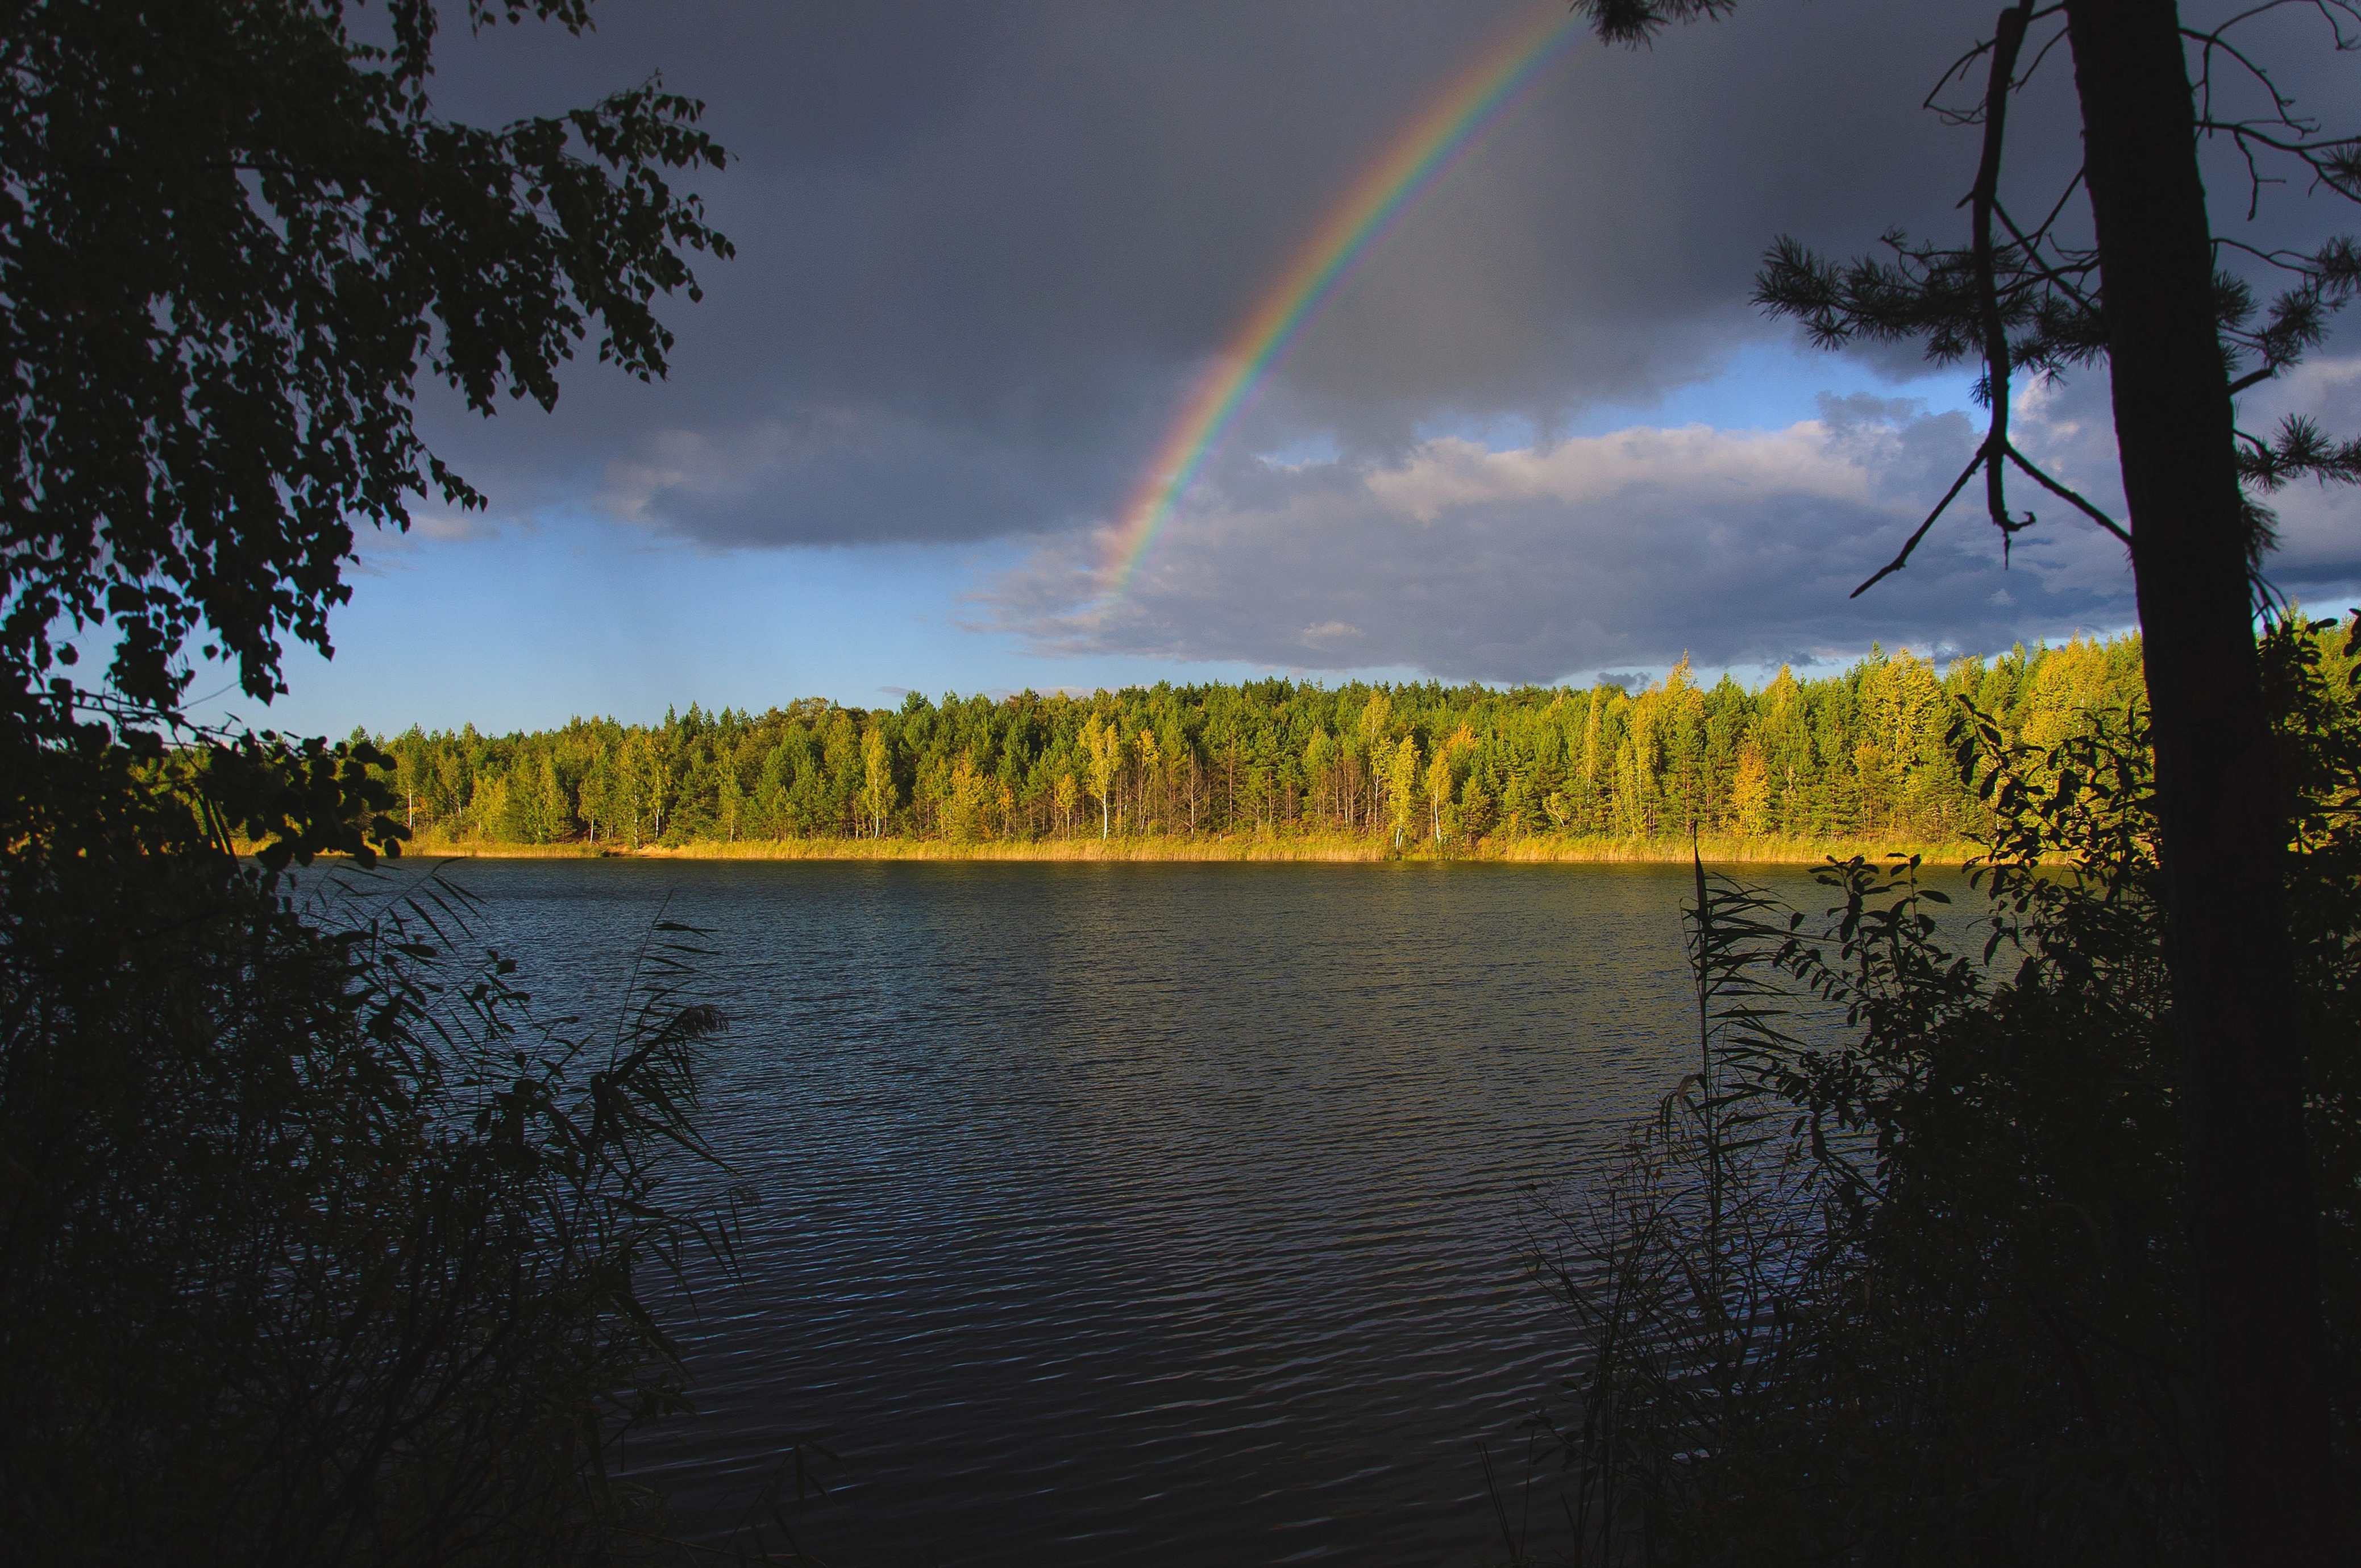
[375,832,1981,867]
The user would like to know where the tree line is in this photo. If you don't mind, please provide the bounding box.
[371,635,2165,851]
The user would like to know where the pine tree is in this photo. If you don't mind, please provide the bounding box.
[1574,2,2358,1552]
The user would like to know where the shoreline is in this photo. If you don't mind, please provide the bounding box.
[374,833,1984,867]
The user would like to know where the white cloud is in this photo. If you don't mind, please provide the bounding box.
[978,398,2162,684]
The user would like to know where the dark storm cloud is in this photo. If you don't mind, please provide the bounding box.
[405,1,2360,675]
[411,0,2080,546]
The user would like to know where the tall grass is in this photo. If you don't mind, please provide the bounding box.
[1499,617,2361,1564]
[0,847,777,1564]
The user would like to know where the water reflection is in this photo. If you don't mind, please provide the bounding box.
[429,859,1936,1566]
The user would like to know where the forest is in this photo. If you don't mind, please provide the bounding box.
[370,635,2169,852]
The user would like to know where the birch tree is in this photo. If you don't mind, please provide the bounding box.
[1083,713,1121,840]
[861,722,893,838]
[1387,735,1420,850]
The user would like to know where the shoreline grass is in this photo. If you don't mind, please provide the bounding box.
[379,831,1983,867]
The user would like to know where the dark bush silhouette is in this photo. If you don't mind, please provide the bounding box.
[1528,614,2360,1565]
[0,839,742,1564]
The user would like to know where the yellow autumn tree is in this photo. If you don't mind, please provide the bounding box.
[1360,688,1394,829]
[1728,742,1773,838]
[1427,723,1476,843]
[1387,734,1420,849]
[2019,635,2123,753]
[1135,725,1162,834]
[860,722,893,838]
[944,752,990,844]
[1082,712,1121,840]
[1855,646,1947,833]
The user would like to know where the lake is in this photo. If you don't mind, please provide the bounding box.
[422,858,1880,1566]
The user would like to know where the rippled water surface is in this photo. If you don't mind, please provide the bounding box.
[431,858,1858,1566]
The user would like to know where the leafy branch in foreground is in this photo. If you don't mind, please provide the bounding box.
[1,0,731,737]
[0,6,759,1559]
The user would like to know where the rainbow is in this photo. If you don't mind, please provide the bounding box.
[1101,5,1586,594]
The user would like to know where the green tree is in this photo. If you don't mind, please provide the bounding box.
[1304,726,1337,827]
[1575,1,2358,1550]
[370,646,2163,855]
[717,764,743,844]
[1135,724,1163,833]
[529,751,570,844]
[581,749,619,847]
[3,0,728,771]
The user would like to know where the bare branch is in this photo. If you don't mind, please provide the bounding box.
[2017,17,2075,88]
[1852,451,1986,599]
[1971,3,2038,539]
[2011,167,2089,255]
[2002,445,2133,546]
[1922,6,2064,123]
[2194,119,2361,206]
[2214,234,2330,269]
[2183,22,2308,132]
[1994,199,2102,315]
[2184,0,2361,55]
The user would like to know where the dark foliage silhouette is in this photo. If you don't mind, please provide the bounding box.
[1523,614,2360,1565]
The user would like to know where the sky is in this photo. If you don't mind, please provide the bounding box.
[235,0,2361,738]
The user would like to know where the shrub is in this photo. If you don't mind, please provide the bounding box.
[1525,615,2361,1566]
[0,835,740,1565]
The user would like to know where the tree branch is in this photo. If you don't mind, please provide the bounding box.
[2002,443,2133,546]
[1994,197,2103,315]
[1971,3,2038,539]
[1852,450,1988,598]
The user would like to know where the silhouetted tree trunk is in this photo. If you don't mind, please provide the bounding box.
[2063,3,2338,1557]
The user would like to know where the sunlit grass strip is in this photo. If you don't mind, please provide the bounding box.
[385,831,1984,867]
